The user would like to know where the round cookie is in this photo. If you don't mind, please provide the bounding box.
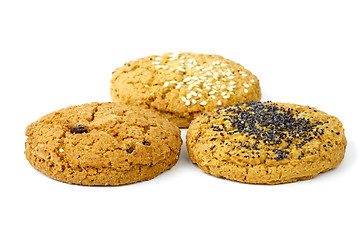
[110,52,261,128]
[186,101,347,184]
[25,102,182,186]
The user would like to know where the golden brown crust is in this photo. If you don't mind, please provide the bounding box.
[25,102,182,186]
[110,52,261,128]
[186,102,347,184]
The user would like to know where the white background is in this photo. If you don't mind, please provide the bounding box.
[1,1,358,239]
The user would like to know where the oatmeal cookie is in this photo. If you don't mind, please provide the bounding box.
[110,52,261,128]
[186,101,346,184]
[25,102,182,186]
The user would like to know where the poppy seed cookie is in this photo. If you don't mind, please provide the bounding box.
[110,52,261,128]
[186,101,346,184]
[25,102,182,186]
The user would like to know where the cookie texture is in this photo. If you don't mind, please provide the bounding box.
[110,52,261,128]
[186,101,346,184]
[25,102,182,186]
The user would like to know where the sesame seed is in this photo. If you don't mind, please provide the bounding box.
[242,73,248,77]
[244,89,249,93]
[183,77,191,82]
[59,148,64,152]
[152,54,253,104]
[145,85,149,87]
[217,100,222,105]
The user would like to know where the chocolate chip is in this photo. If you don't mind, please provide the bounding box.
[70,124,88,134]
[126,147,135,154]
[143,141,151,146]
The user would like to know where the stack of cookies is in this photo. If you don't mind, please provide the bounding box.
[25,52,347,185]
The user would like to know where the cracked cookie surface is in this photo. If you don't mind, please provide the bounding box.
[110,52,261,128]
[25,102,182,186]
[186,101,346,184]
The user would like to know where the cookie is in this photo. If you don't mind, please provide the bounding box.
[110,52,261,128]
[25,102,182,186]
[186,101,347,184]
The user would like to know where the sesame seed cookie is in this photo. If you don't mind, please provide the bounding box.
[186,101,347,184]
[25,102,182,186]
[110,52,261,128]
